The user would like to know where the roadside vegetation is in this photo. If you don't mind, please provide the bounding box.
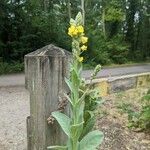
[96,88,150,149]
[0,62,24,74]
[117,89,150,131]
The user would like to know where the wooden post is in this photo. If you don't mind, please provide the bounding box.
[25,44,71,150]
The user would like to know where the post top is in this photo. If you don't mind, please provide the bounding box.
[25,44,71,58]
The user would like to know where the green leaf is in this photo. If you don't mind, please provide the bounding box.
[70,18,76,26]
[67,139,72,150]
[75,12,83,25]
[71,67,80,87]
[78,89,89,104]
[80,117,96,140]
[52,111,71,137]
[79,130,104,150]
[71,122,84,140]
[47,145,67,150]
[65,78,73,92]
[142,94,150,101]
[76,101,85,122]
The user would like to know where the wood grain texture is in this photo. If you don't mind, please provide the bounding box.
[25,44,71,150]
[26,116,31,150]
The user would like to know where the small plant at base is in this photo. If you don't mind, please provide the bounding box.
[47,12,104,150]
[117,90,150,131]
[138,90,150,131]
[117,101,140,128]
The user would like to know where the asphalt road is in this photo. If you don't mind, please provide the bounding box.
[0,64,150,87]
[82,63,150,79]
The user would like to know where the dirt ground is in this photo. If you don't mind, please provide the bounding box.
[98,88,150,150]
[0,86,149,150]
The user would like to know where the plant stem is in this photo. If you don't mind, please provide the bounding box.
[81,0,85,25]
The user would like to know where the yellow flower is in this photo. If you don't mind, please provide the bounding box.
[73,29,78,36]
[68,25,75,35]
[77,26,84,33]
[68,25,78,37]
[79,57,84,62]
[81,45,87,51]
[81,36,88,44]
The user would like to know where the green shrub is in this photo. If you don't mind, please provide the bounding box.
[107,35,129,64]
[117,102,140,128]
[87,32,129,65]
[117,90,150,131]
[138,90,150,130]
[0,62,24,75]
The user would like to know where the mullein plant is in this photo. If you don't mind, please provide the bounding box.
[48,12,104,150]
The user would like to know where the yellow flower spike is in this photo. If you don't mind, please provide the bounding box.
[68,25,78,37]
[79,57,84,62]
[81,36,88,44]
[81,45,87,51]
[72,29,78,36]
[77,26,84,33]
[68,31,73,37]
[68,25,76,33]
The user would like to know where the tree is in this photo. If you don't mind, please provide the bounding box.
[0,0,149,72]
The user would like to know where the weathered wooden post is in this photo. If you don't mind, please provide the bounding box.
[25,44,71,150]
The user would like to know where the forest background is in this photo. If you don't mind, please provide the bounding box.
[0,0,149,74]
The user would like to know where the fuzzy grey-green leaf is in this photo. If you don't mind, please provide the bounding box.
[80,117,96,140]
[79,130,104,150]
[52,111,71,137]
[75,12,83,25]
[71,122,84,140]
[70,18,76,26]
[65,78,73,92]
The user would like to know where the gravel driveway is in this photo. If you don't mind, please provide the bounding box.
[0,87,29,150]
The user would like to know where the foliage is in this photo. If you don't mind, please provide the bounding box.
[47,12,104,150]
[105,0,125,22]
[0,0,149,73]
[117,102,140,128]
[117,89,150,131]
[107,35,129,64]
[80,73,104,140]
[138,90,150,130]
[0,62,24,75]
[87,33,128,65]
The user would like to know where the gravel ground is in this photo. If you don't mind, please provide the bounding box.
[0,87,29,150]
